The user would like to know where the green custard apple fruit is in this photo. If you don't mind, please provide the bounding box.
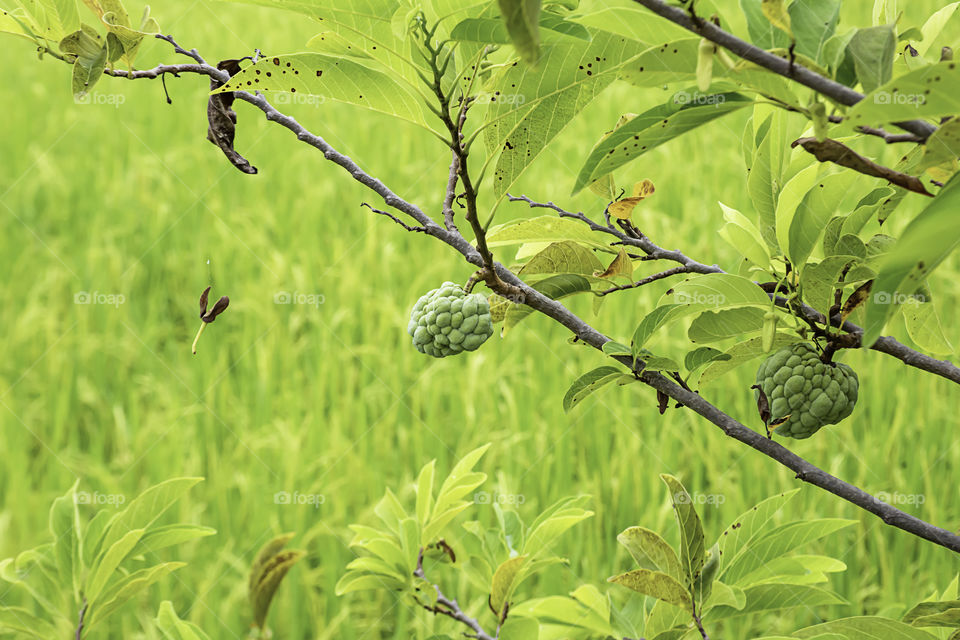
[408,282,494,357]
[754,342,859,439]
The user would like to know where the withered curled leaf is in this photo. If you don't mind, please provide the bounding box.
[207,58,258,174]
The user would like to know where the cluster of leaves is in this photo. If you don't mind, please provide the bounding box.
[336,443,594,636]
[0,478,213,638]
[0,0,159,98]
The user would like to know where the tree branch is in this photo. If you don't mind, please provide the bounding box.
[508,195,960,385]
[631,0,937,141]
[98,36,960,554]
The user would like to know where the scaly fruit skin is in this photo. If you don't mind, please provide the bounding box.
[755,342,859,439]
[408,282,494,357]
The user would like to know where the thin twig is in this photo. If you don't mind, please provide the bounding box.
[75,599,87,640]
[692,611,710,640]
[361,203,427,232]
[414,549,495,640]
[598,266,691,296]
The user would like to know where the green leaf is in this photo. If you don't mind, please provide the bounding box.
[156,600,211,640]
[699,333,801,385]
[902,298,954,355]
[748,109,790,244]
[415,460,436,530]
[863,174,960,347]
[738,554,847,586]
[49,481,80,596]
[522,497,593,555]
[632,304,686,356]
[213,53,428,127]
[519,240,605,276]
[0,606,59,638]
[487,216,613,251]
[570,6,689,45]
[688,307,767,343]
[497,0,541,64]
[740,0,790,49]
[127,524,217,560]
[916,2,960,58]
[608,569,692,610]
[563,366,622,413]
[100,478,203,555]
[711,583,846,619]
[490,555,527,615]
[847,25,896,92]
[86,527,145,603]
[87,562,185,628]
[790,0,841,63]
[60,24,108,99]
[500,615,540,640]
[511,595,615,634]
[847,60,960,125]
[684,347,731,374]
[601,340,632,356]
[774,162,820,258]
[722,518,855,585]
[617,526,682,580]
[660,475,704,589]
[573,94,751,193]
[663,273,771,309]
[618,39,700,87]
[705,581,746,612]
[249,535,305,629]
[903,600,960,626]
[788,171,860,268]
[218,0,420,87]
[718,202,771,267]
[424,444,490,542]
[795,616,941,639]
[800,256,854,316]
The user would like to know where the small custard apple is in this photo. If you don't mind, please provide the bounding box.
[408,282,493,357]
[754,342,859,439]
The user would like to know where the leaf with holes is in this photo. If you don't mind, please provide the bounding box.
[213,54,427,127]
[573,94,751,194]
[485,30,646,199]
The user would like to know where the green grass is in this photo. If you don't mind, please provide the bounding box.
[1,1,959,638]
